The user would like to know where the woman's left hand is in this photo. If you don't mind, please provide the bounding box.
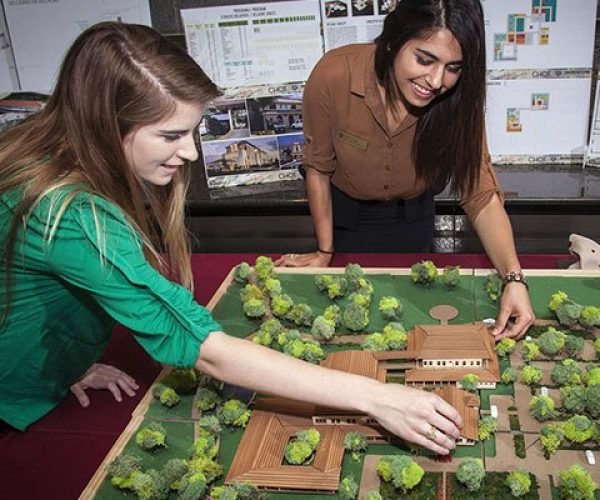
[492,283,535,340]
[70,363,139,407]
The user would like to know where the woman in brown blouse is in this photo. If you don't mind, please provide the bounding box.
[278,0,534,339]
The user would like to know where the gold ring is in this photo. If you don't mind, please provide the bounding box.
[427,425,437,441]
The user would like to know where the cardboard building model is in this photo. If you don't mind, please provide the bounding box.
[225,323,494,491]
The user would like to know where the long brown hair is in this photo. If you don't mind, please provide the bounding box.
[375,0,486,195]
[1,22,221,320]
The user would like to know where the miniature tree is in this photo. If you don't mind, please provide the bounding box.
[323,304,342,325]
[177,472,207,500]
[560,385,586,413]
[520,365,542,386]
[343,263,365,291]
[478,416,498,440]
[443,265,460,288]
[565,335,585,358]
[254,256,275,284]
[362,332,389,352]
[271,293,294,318]
[161,368,198,394]
[349,291,371,308]
[506,469,531,497]
[152,383,180,408]
[461,373,479,393]
[135,422,167,451]
[217,399,251,428]
[284,428,320,465]
[187,455,223,483]
[161,458,189,491]
[485,273,503,302]
[563,415,594,443]
[378,296,403,321]
[239,283,263,302]
[233,262,254,284]
[326,278,347,300]
[286,303,314,327]
[342,302,369,331]
[344,431,368,461]
[521,340,541,362]
[455,457,485,492]
[538,327,566,356]
[382,322,407,350]
[199,415,221,435]
[551,359,583,387]
[495,338,516,357]
[311,315,336,340]
[339,476,359,500]
[131,469,169,500]
[549,291,568,311]
[580,306,600,328]
[558,464,597,500]
[107,454,143,490]
[315,274,334,292]
[376,455,424,492]
[540,424,564,456]
[585,383,600,418]
[363,491,383,500]
[410,260,438,285]
[192,428,218,459]
[243,298,266,318]
[529,394,556,422]
[501,367,518,384]
[210,485,238,500]
[555,299,584,327]
[196,387,221,412]
[585,367,600,386]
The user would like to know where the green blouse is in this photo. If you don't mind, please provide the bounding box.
[0,187,221,430]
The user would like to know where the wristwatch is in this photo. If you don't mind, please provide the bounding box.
[502,271,528,290]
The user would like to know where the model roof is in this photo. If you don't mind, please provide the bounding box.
[434,386,480,441]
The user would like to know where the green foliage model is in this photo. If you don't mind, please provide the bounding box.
[242,298,266,318]
[284,428,320,465]
[560,385,587,414]
[107,454,143,489]
[540,424,564,455]
[580,306,600,328]
[563,414,594,443]
[376,455,425,493]
[344,431,368,460]
[233,262,254,284]
[131,469,169,500]
[378,296,403,321]
[362,322,407,352]
[161,368,198,395]
[443,265,460,288]
[521,340,541,362]
[217,399,252,428]
[538,327,566,356]
[551,359,583,387]
[520,365,542,386]
[548,291,568,312]
[410,260,438,285]
[271,293,294,318]
[555,299,583,327]
[495,337,516,357]
[478,416,498,441]
[455,457,485,492]
[135,422,167,450]
[339,476,359,500]
[311,315,336,340]
[196,387,221,412]
[501,367,518,384]
[342,302,369,332]
[286,303,314,327]
[505,469,531,497]
[485,273,503,302]
[558,464,598,500]
[152,383,180,408]
[461,373,479,393]
[529,394,556,422]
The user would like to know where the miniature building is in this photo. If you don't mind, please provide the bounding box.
[225,409,346,492]
[434,386,480,445]
[404,324,500,389]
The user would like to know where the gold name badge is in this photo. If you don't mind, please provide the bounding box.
[337,130,368,151]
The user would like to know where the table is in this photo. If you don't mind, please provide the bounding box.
[0,253,571,499]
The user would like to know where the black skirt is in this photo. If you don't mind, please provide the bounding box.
[331,184,435,253]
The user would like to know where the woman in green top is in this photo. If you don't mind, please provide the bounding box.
[0,22,462,453]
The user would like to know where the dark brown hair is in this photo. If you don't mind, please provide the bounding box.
[375,0,486,195]
[1,22,222,323]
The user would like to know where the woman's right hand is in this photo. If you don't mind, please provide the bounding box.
[275,251,332,268]
[368,383,463,455]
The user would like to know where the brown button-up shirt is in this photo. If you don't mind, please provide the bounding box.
[302,43,503,220]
